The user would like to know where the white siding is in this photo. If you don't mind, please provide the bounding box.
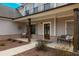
[56,19,65,36]
[51,20,54,36]
[37,19,54,36]
[38,23,43,35]
[0,20,21,35]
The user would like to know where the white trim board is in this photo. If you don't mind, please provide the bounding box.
[54,16,57,36]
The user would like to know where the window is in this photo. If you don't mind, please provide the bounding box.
[25,10,29,16]
[25,6,27,11]
[31,24,36,34]
[66,21,74,35]
[44,3,50,10]
[33,7,38,13]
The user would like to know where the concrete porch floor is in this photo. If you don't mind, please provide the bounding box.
[47,42,73,52]
[16,38,73,52]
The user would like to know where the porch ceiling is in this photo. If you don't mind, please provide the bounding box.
[14,4,79,22]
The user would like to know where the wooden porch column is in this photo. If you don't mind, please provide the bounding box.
[73,8,79,52]
[27,18,31,42]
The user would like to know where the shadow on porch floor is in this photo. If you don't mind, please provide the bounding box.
[47,41,73,52]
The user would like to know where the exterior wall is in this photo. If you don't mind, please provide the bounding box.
[0,20,20,35]
[16,22,26,33]
[56,18,65,36]
[0,19,23,39]
[31,18,55,40]
[30,16,74,40]
[56,16,74,36]
[37,18,54,36]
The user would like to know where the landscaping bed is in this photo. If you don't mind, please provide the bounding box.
[0,39,28,51]
[15,47,79,56]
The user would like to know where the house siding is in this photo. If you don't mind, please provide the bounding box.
[56,18,65,36]
[30,16,74,40]
[0,20,22,35]
[37,18,54,36]
[30,18,55,39]
[0,19,22,39]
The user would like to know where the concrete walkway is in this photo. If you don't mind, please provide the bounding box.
[15,38,37,42]
[14,38,28,42]
[0,42,37,56]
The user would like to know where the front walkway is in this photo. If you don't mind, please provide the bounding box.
[0,41,37,56]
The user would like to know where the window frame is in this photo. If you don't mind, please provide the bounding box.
[44,3,50,11]
[31,24,36,34]
[33,7,38,13]
[25,10,29,16]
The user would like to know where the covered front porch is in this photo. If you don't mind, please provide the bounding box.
[15,11,74,52]
[14,4,79,52]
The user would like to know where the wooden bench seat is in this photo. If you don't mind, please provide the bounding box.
[57,35,73,46]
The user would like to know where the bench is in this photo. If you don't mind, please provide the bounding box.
[57,35,73,46]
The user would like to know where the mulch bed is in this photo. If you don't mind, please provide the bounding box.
[0,40,28,51]
[15,47,79,56]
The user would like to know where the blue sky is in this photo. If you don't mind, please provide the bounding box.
[2,3,21,8]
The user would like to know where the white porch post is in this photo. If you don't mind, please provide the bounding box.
[54,16,56,36]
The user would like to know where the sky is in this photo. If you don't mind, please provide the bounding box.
[2,3,21,8]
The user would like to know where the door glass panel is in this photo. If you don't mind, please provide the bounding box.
[31,24,36,34]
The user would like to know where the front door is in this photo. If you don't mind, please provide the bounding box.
[44,23,50,40]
